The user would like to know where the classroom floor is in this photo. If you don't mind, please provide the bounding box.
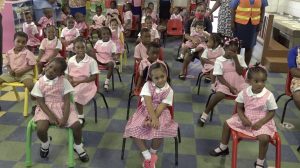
[0,38,300,168]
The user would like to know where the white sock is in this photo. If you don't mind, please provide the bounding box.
[41,136,51,149]
[256,158,264,167]
[105,78,110,84]
[78,114,84,119]
[179,53,184,58]
[201,112,208,122]
[142,150,151,160]
[214,143,228,153]
[74,143,85,154]
[149,148,157,154]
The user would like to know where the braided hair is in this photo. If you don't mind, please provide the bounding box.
[247,62,268,80]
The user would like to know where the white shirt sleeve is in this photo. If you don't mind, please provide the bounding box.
[56,39,62,50]
[213,58,223,75]
[138,32,141,37]
[39,39,46,50]
[154,29,160,39]
[32,25,39,34]
[140,82,151,97]
[90,59,99,75]
[111,42,117,53]
[60,28,66,38]
[201,48,208,59]
[266,93,278,111]
[75,29,80,37]
[162,89,174,106]
[237,54,248,68]
[31,81,43,97]
[235,90,244,103]
[141,16,146,24]
[63,78,74,95]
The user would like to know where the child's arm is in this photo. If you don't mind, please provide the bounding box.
[216,75,238,95]
[252,110,275,130]
[144,96,159,129]
[201,58,214,65]
[230,52,244,75]
[59,93,71,127]
[73,74,97,87]
[136,76,143,90]
[154,103,168,118]
[6,65,15,76]
[36,96,59,125]
[15,65,34,77]
[236,102,252,127]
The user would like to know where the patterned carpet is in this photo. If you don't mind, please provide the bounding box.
[0,38,300,168]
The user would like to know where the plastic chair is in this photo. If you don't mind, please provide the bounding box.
[98,65,122,91]
[166,19,184,36]
[230,105,281,168]
[131,15,139,36]
[276,71,293,123]
[195,72,210,95]
[1,65,38,117]
[121,98,181,166]
[94,75,110,123]
[25,118,75,167]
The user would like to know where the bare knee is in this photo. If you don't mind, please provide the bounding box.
[107,62,114,69]
[36,122,49,135]
[293,92,300,107]
[23,79,34,91]
[257,135,269,144]
[70,121,82,132]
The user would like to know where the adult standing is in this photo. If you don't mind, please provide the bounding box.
[206,0,233,37]
[33,0,60,23]
[178,3,212,80]
[68,0,87,16]
[159,0,171,22]
[0,1,4,75]
[231,0,268,65]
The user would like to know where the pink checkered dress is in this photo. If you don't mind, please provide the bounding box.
[124,82,178,140]
[202,47,224,73]
[226,88,277,137]
[111,28,124,54]
[33,76,79,127]
[182,31,207,50]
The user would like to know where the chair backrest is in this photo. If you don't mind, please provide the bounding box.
[131,15,139,31]
[167,19,183,36]
[286,71,292,96]
[105,0,112,8]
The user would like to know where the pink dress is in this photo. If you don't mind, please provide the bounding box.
[23,22,40,47]
[106,8,120,15]
[201,46,224,73]
[91,14,106,29]
[182,30,207,49]
[67,55,98,105]
[39,37,62,63]
[111,28,124,54]
[61,27,80,51]
[214,56,248,96]
[94,40,116,64]
[124,81,178,140]
[33,76,79,127]
[123,11,133,29]
[227,88,277,137]
[170,14,183,21]
[134,42,148,60]
[75,21,88,34]
[38,16,54,29]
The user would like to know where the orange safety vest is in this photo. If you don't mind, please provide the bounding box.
[235,0,262,25]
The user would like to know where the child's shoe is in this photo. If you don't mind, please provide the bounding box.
[31,105,37,116]
[104,83,109,91]
[74,144,89,162]
[150,154,158,168]
[143,159,151,168]
[209,147,229,157]
[40,136,52,158]
[254,161,264,168]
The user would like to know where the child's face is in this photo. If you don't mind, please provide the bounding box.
[110,21,118,30]
[174,8,180,15]
[207,36,214,48]
[147,47,159,63]
[74,42,86,57]
[146,9,152,16]
[249,72,267,94]
[45,61,62,80]
[145,19,152,29]
[67,19,75,29]
[45,9,53,18]
[224,45,238,56]
[141,32,151,45]
[110,2,116,9]
[14,36,27,51]
[151,68,167,88]
[46,27,56,40]
[101,29,111,42]
[148,4,154,10]
[195,25,204,33]
[75,13,84,22]
[25,14,33,23]
[96,8,102,15]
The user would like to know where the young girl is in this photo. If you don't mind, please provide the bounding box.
[31,57,89,162]
[138,16,159,44]
[198,37,248,127]
[124,62,178,168]
[123,3,133,31]
[66,37,99,126]
[177,21,210,61]
[94,26,117,91]
[0,32,36,92]
[23,11,40,53]
[61,17,80,56]
[136,42,160,90]
[288,46,300,111]
[134,28,151,61]
[61,5,71,27]
[110,18,124,59]
[74,12,89,37]
[170,7,183,21]
[106,0,120,16]
[141,7,155,24]
[200,33,224,86]
[147,2,158,23]
[38,8,55,30]
[210,64,277,168]
[91,5,106,30]
[38,25,62,74]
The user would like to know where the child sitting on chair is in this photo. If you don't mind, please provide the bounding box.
[138,16,160,44]
[23,11,40,53]
[134,28,152,62]
[170,7,183,21]
[38,8,55,30]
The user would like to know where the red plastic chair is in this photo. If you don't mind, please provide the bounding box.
[276,71,293,123]
[166,19,184,36]
[121,97,181,166]
[230,104,281,168]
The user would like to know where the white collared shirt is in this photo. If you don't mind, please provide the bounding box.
[235,86,278,111]
[22,22,38,34]
[31,76,74,97]
[39,37,62,50]
[201,45,225,59]
[65,54,99,75]
[140,81,174,106]
[213,54,248,75]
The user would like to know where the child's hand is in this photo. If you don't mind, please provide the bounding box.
[14,70,24,77]
[71,80,81,87]
[229,86,238,95]
[57,118,67,127]
[49,115,58,125]
[8,70,15,76]
[251,121,263,130]
[241,118,252,127]
[151,117,160,129]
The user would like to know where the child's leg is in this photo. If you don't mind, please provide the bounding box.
[179,52,192,77]
[36,120,50,143]
[70,121,89,162]
[293,91,300,110]
[256,135,270,166]
[104,62,114,90]
[198,92,226,126]
[22,78,35,92]
[210,71,215,83]
[37,62,44,74]
[133,138,152,161]
[150,138,163,154]
[75,102,85,125]
[209,122,230,156]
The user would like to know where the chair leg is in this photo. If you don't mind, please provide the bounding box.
[12,86,20,101]
[275,133,281,168]
[130,73,135,91]
[231,131,238,168]
[126,93,135,120]
[281,98,293,123]
[196,72,202,86]
[276,93,286,103]
[25,120,34,167]
[92,98,98,123]
[119,53,123,73]
[177,127,181,143]
[121,138,126,160]
[177,45,181,59]
[97,92,109,118]
[197,74,204,95]
[24,88,29,117]
[68,128,75,168]
[112,70,115,91]
[174,137,178,166]
[205,92,215,107]
[115,68,122,82]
